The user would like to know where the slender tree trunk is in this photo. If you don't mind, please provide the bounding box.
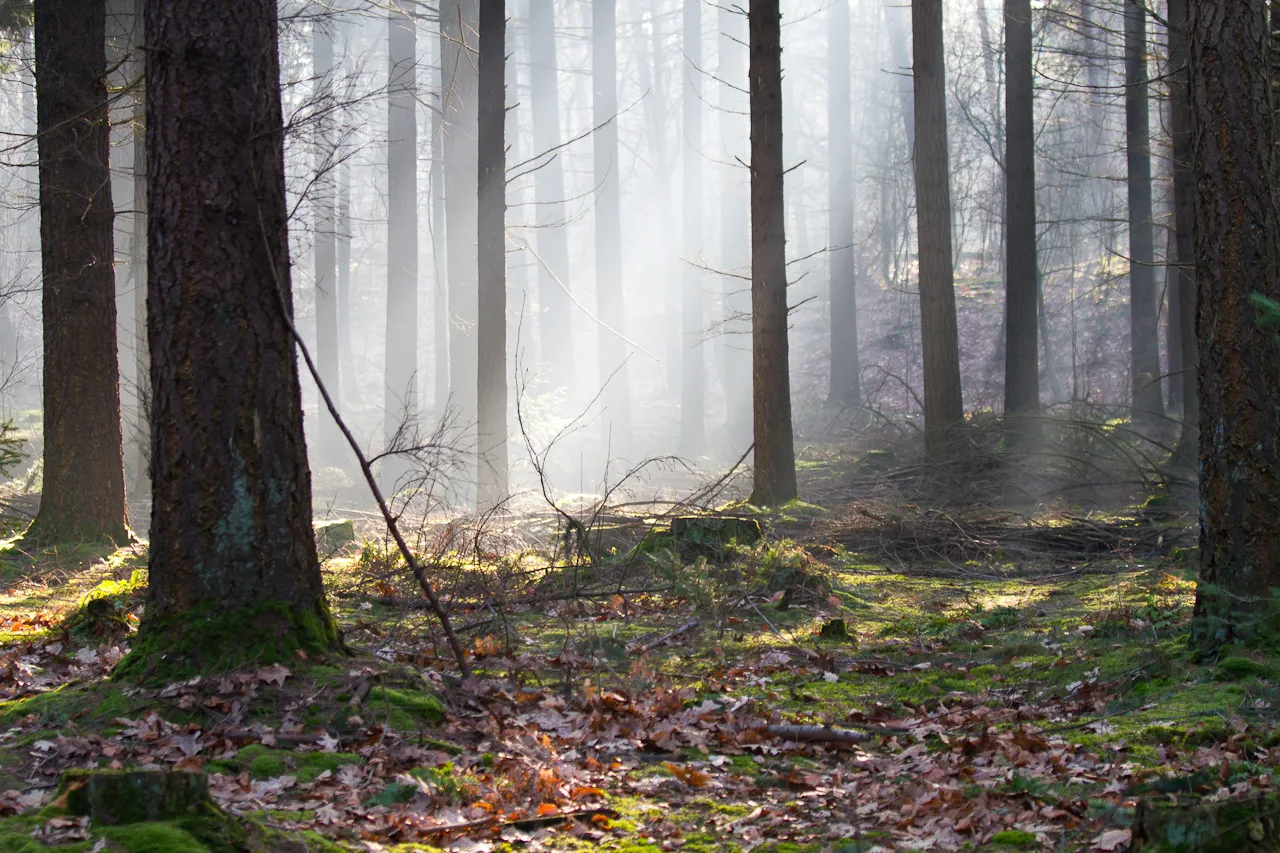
[910,0,965,459]
[679,0,705,456]
[827,0,860,410]
[1004,0,1038,416]
[748,0,796,507]
[383,5,419,491]
[1169,0,1197,464]
[1187,0,1280,652]
[314,16,341,461]
[337,162,358,408]
[528,0,573,391]
[477,0,507,508]
[129,0,340,676]
[1125,0,1165,430]
[443,0,479,467]
[428,22,449,414]
[719,3,751,449]
[592,0,632,451]
[26,0,129,545]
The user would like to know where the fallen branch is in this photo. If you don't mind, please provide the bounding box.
[627,619,699,655]
[765,724,874,745]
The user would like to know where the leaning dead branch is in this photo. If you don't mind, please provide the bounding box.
[765,724,875,745]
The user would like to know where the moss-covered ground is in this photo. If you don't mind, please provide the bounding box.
[0,463,1270,851]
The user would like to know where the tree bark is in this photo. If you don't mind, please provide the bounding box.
[1003,0,1038,417]
[1188,0,1280,652]
[1125,0,1166,431]
[910,0,965,459]
[428,22,449,414]
[133,0,340,673]
[26,0,129,545]
[477,0,507,508]
[1169,0,1198,465]
[383,5,419,492]
[748,0,796,507]
[593,0,632,451]
[313,16,341,462]
[827,0,860,411]
[679,0,705,457]
[527,0,573,392]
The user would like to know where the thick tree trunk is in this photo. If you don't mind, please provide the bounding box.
[719,3,752,449]
[528,0,573,392]
[1188,0,1280,652]
[1169,0,1198,465]
[679,0,705,457]
[748,0,796,507]
[477,0,507,508]
[1125,0,1165,431]
[131,0,340,676]
[383,6,419,492]
[593,0,632,451]
[26,0,129,545]
[313,16,341,462]
[1003,0,1038,417]
[910,0,965,459]
[827,0,860,411]
[442,0,479,468]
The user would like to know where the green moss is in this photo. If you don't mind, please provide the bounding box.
[242,746,287,780]
[296,751,361,784]
[101,823,209,853]
[0,682,134,727]
[1213,655,1276,681]
[989,829,1037,848]
[367,686,444,730]
[115,598,344,686]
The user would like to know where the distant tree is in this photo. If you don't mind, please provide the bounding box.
[826,0,860,410]
[125,0,341,675]
[383,2,419,490]
[1187,0,1280,652]
[427,26,448,414]
[718,3,752,449]
[1124,0,1164,431]
[748,0,796,507]
[1168,0,1197,464]
[0,0,30,33]
[910,0,965,459]
[1003,0,1038,417]
[442,0,478,452]
[24,0,129,545]
[679,0,705,457]
[476,0,507,508]
[593,0,632,450]
[527,0,573,392]
[313,14,341,460]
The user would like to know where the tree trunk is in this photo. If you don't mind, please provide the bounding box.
[719,3,752,449]
[827,0,860,411]
[1125,0,1165,431]
[679,0,705,457]
[910,0,965,459]
[1003,0,1038,417]
[337,162,358,408]
[1188,0,1280,652]
[528,0,573,392]
[442,0,479,471]
[593,0,632,451]
[130,0,340,677]
[428,22,449,414]
[26,0,129,545]
[313,16,341,462]
[477,0,507,508]
[1169,0,1198,465]
[748,0,796,507]
[383,5,419,492]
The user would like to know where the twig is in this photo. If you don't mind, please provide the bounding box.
[626,618,699,655]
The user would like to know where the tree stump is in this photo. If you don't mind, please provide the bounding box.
[669,516,762,556]
[62,770,213,825]
[1132,792,1280,852]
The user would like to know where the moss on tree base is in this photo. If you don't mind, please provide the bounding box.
[62,770,212,826]
[114,599,345,686]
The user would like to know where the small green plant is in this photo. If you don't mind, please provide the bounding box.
[0,420,21,478]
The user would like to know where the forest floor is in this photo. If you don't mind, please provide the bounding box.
[0,447,1269,852]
